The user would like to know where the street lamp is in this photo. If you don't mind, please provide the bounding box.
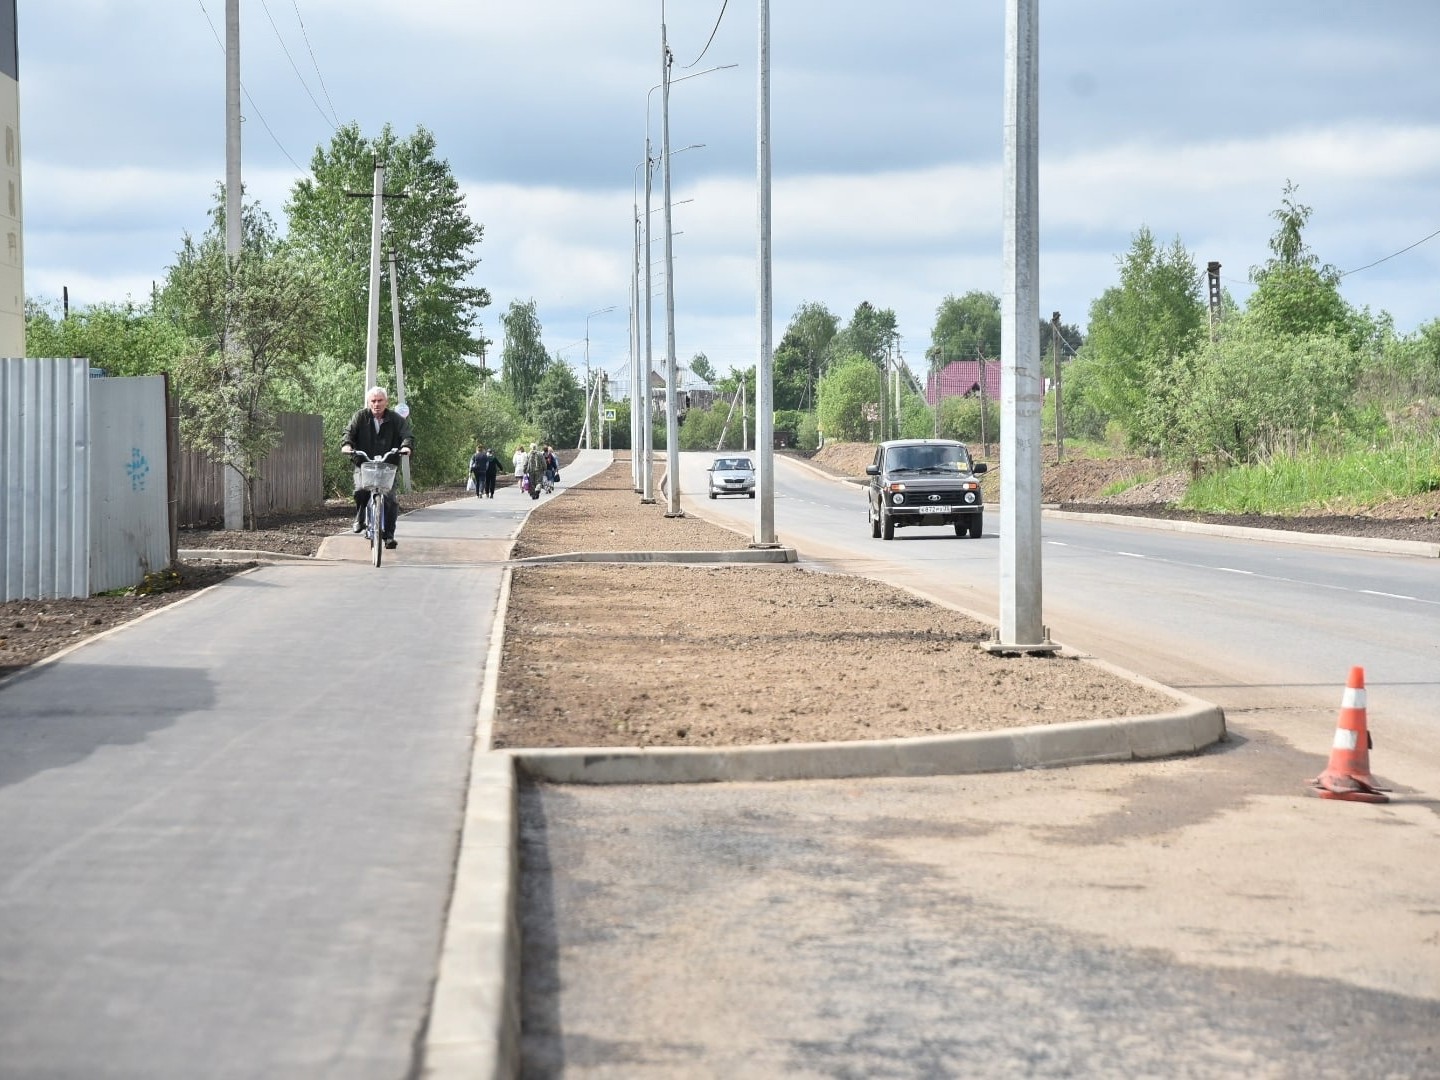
[640,54,736,507]
[585,306,616,450]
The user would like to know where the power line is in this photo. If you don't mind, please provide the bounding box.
[195,0,307,172]
[681,0,729,68]
[1340,227,1440,277]
[290,0,341,126]
[259,0,339,130]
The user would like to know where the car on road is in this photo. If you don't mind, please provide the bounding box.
[707,456,757,498]
[865,439,987,539]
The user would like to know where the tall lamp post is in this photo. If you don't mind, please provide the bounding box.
[754,0,777,546]
[640,68,731,504]
[584,306,615,450]
[660,45,735,515]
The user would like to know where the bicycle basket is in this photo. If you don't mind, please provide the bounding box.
[360,461,398,492]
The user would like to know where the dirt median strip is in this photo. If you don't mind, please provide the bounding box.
[493,460,1190,751]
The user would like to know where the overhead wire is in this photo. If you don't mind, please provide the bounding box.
[1339,227,1440,277]
[681,0,729,68]
[195,0,307,172]
[259,0,339,130]
[290,0,341,127]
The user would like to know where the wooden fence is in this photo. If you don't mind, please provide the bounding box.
[175,412,325,526]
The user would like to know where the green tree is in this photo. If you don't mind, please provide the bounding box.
[817,354,883,441]
[1169,315,1360,464]
[689,352,716,384]
[929,291,1001,370]
[284,123,490,481]
[773,301,839,410]
[469,381,527,462]
[498,299,549,416]
[1245,180,1354,342]
[529,357,584,447]
[1083,226,1206,451]
[159,196,318,526]
[835,301,896,368]
[25,298,189,376]
[834,302,898,438]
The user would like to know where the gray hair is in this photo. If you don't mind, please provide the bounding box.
[366,386,389,401]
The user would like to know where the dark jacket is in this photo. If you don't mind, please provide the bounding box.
[344,408,414,460]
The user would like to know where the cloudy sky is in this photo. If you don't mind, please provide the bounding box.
[17,1,1440,383]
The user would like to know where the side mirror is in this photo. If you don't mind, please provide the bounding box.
[865,464,879,476]
[972,462,988,474]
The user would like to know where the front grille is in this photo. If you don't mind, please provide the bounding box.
[896,488,976,505]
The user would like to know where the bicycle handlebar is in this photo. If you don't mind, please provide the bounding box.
[343,448,407,463]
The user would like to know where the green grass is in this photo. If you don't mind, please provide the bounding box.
[1099,472,1159,498]
[1182,441,1440,514]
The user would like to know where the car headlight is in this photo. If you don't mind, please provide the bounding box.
[891,492,904,505]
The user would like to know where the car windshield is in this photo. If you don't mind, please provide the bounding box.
[885,445,971,473]
[716,459,752,471]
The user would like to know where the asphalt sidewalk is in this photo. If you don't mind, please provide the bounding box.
[0,453,615,1079]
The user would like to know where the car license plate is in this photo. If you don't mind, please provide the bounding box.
[919,505,949,514]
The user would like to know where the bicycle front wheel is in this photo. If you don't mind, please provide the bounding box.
[369,497,383,567]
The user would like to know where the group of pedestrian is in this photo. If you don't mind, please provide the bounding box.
[469,442,559,500]
[468,446,501,498]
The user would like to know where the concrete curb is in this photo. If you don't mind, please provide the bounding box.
[510,700,1225,784]
[424,752,520,1080]
[178,548,322,563]
[512,548,798,565]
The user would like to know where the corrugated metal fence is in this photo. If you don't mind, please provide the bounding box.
[1,357,91,599]
[174,412,324,527]
[2,357,324,599]
[89,374,172,594]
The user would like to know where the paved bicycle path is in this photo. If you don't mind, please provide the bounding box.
[0,453,612,1080]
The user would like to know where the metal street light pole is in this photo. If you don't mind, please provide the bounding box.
[991,0,1051,654]
[631,160,646,491]
[584,306,615,450]
[645,45,736,514]
[660,7,682,516]
[754,0,777,546]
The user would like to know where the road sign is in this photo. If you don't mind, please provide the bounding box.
[603,409,616,421]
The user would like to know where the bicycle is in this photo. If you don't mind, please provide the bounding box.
[349,448,402,567]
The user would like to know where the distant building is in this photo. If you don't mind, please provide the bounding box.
[625,362,716,409]
[926,360,1001,406]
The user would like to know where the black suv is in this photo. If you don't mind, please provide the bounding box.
[865,439,987,539]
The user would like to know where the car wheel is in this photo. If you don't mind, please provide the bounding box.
[709,488,717,499]
[968,511,983,538]
[953,520,966,537]
[870,502,881,538]
[748,491,755,499]
[881,505,895,540]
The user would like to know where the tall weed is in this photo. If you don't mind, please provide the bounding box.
[1182,439,1440,513]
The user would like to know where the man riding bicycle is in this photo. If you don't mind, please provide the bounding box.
[340,386,414,549]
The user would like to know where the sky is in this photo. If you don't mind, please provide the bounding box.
[16,1,1440,386]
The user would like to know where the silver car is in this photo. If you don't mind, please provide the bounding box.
[707,456,756,498]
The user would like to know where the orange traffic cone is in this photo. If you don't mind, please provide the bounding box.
[1311,666,1390,803]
